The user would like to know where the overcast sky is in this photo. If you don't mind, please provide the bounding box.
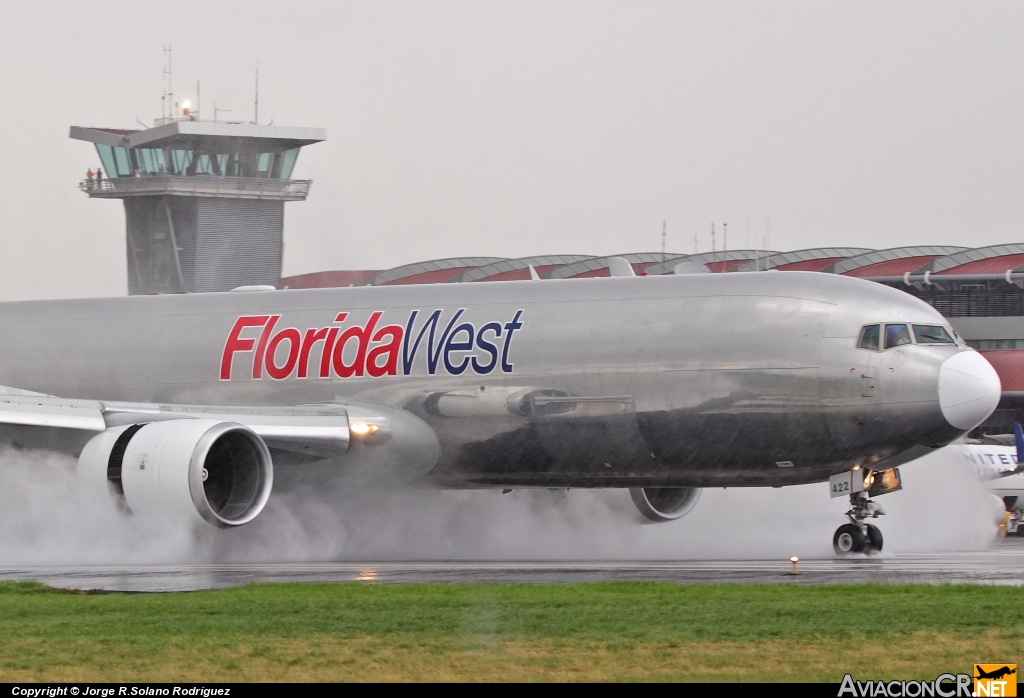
[1,1,1022,299]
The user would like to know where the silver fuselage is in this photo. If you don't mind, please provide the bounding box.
[0,272,977,488]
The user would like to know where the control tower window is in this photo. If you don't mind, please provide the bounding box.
[91,145,299,180]
[279,148,299,179]
[913,325,955,344]
[94,146,133,177]
[95,144,117,179]
[884,323,912,349]
[193,153,223,176]
[857,324,880,351]
[171,149,193,174]
[134,148,165,174]
[257,153,275,175]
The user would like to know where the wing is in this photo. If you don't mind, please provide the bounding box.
[0,385,441,528]
[0,385,402,457]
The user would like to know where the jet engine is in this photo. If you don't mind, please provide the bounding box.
[77,419,273,528]
[629,487,701,522]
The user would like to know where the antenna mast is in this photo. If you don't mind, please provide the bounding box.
[162,43,173,123]
[254,62,259,125]
[661,220,666,263]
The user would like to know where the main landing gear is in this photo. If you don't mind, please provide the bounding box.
[833,491,884,554]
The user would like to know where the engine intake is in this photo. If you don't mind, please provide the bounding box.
[78,419,273,527]
[629,487,701,522]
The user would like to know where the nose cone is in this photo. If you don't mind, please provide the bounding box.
[938,351,1001,430]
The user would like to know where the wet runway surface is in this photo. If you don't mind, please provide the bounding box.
[3,541,1024,592]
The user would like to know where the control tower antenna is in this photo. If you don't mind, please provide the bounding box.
[723,222,727,253]
[162,44,173,124]
[661,220,666,263]
[254,62,259,125]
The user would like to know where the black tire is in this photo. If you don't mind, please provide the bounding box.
[865,524,883,552]
[833,523,866,554]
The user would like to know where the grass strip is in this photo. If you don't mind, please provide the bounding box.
[0,581,1020,681]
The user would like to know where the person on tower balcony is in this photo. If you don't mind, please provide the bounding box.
[85,168,94,189]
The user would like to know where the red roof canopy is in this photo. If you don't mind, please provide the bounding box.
[842,255,942,277]
[978,350,1024,392]
[937,254,1024,275]
[382,267,477,285]
[775,257,847,272]
[282,270,379,289]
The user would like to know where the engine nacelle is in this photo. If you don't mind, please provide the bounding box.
[629,487,701,522]
[78,419,273,528]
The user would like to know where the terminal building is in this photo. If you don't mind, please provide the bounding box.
[282,244,1024,435]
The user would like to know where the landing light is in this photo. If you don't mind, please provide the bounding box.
[789,556,800,575]
[350,422,379,436]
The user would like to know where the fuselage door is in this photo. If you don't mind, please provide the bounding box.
[860,366,876,398]
[856,324,881,400]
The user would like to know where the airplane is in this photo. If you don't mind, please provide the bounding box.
[0,271,1002,555]
[956,422,1024,535]
[975,666,1017,681]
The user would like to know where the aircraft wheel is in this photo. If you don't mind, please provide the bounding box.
[865,524,883,552]
[833,523,866,555]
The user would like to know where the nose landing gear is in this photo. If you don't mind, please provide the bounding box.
[830,467,902,556]
[833,491,884,554]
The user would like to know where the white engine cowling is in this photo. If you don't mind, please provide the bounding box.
[629,487,701,522]
[78,419,273,528]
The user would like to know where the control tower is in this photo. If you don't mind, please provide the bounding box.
[71,120,324,294]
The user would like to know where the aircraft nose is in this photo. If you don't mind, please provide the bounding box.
[938,350,1001,430]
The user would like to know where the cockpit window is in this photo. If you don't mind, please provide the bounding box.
[884,323,912,349]
[857,324,880,351]
[913,324,955,344]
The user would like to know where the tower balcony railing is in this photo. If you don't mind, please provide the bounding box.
[78,174,312,201]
